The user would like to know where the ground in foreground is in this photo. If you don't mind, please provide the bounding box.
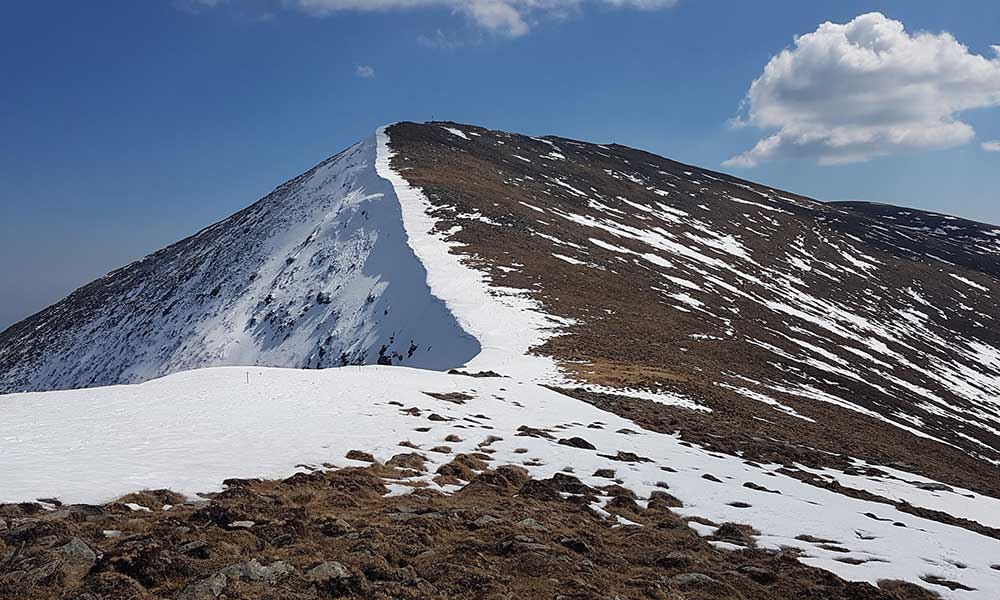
[0,461,940,600]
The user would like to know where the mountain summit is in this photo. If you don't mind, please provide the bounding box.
[3,122,1000,598]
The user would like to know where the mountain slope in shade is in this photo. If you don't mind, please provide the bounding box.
[0,135,478,393]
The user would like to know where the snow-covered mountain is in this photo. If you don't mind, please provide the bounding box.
[0,135,479,393]
[3,121,1000,598]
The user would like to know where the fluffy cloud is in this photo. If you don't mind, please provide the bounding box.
[725,13,1000,167]
[194,0,677,36]
[355,64,376,79]
[983,140,1000,152]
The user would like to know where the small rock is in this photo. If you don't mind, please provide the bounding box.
[472,515,501,528]
[557,437,596,450]
[739,565,777,584]
[306,561,362,594]
[227,520,255,530]
[599,451,652,463]
[179,540,210,557]
[559,537,592,554]
[318,518,355,537]
[56,537,97,583]
[307,561,352,582]
[176,573,227,600]
[102,530,123,539]
[669,573,719,588]
[915,482,952,492]
[345,450,376,463]
[515,517,548,532]
[220,559,295,584]
[593,469,615,478]
[656,550,691,568]
[701,473,723,483]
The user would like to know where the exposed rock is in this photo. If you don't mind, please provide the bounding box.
[472,515,501,528]
[515,517,548,532]
[669,572,720,588]
[345,450,376,463]
[56,537,97,583]
[557,437,596,450]
[219,559,295,584]
[176,573,227,600]
[559,537,592,554]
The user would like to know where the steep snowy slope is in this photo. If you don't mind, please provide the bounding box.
[0,136,478,393]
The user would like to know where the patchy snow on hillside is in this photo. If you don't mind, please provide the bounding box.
[2,366,999,598]
[3,124,1000,599]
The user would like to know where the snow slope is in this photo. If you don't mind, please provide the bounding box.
[3,366,1000,598]
[0,135,478,393]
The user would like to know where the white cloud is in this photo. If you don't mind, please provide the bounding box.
[983,140,1000,152]
[355,64,376,79]
[194,0,678,37]
[725,13,1000,167]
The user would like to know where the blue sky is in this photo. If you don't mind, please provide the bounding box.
[1,0,998,330]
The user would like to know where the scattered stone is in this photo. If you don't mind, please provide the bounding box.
[669,572,719,588]
[915,482,953,492]
[557,437,596,450]
[386,452,427,471]
[593,468,615,478]
[559,537,592,554]
[445,434,463,442]
[648,490,683,509]
[102,529,123,539]
[728,501,751,508]
[179,540,210,557]
[429,446,452,454]
[743,481,781,494]
[714,522,756,545]
[515,517,548,532]
[516,425,555,439]
[447,369,503,378]
[227,520,255,530]
[701,473,723,483]
[599,451,651,463]
[739,566,777,584]
[318,518,354,537]
[220,559,295,584]
[655,550,692,568]
[920,575,976,592]
[423,391,473,404]
[472,515,501,528]
[176,572,227,600]
[345,450,376,463]
[56,537,97,583]
[306,560,363,594]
